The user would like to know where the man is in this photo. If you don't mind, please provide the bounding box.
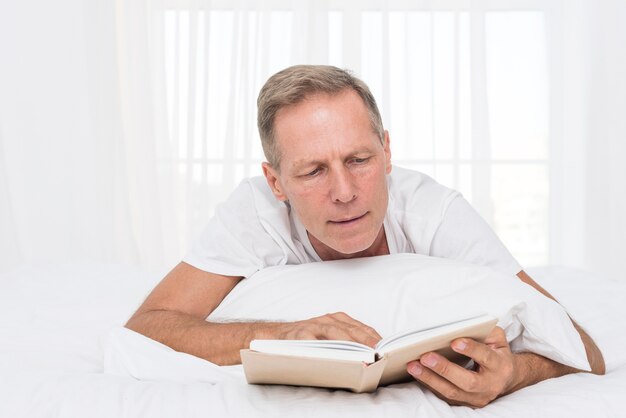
[126,65,604,408]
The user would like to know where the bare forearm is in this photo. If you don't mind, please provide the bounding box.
[125,310,285,365]
[514,270,606,379]
[572,319,605,374]
[506,323,605,395]
[125,310,381,365]
[505,352,577,395]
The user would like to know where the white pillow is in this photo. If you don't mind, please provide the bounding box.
[208,253,590,371]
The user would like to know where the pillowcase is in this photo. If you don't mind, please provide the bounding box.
[208,253,590,371]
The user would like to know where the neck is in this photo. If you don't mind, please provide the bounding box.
[309,227,390,261]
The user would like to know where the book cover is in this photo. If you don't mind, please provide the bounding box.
[240,314,498,393]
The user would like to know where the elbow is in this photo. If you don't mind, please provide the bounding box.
[124,315,142,334]
[124,309,152,334]
[592,360,606,376]
[589,350,606,375]
[125,316,138,331]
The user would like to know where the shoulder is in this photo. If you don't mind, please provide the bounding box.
[183,176,296,277]
[430,196,523,275]
[385,166,460,254]
[226,176,275,204]
[219,176,285,217]
[388,166,459,219]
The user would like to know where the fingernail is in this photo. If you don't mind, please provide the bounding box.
[453,340,467,352]
[409,363,423,376]
[421,354,437,367]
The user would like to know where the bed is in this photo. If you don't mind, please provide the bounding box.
[1,258,625,418]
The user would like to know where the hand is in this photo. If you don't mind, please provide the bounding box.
[275,312,382,348]
[406,326,518,408]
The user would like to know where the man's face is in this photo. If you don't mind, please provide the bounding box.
[262,89,392,258]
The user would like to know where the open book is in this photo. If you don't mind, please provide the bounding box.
[240,313,498,393]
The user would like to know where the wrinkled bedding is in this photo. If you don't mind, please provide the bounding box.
[0,261,625,418]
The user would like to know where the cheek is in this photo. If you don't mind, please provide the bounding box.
[359,166,388,194]
[287,186,326,216]
[285,176,330,200]
[289,185,319,202]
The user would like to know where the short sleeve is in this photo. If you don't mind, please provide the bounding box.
[182,179,288,278]
[430,196,523,277]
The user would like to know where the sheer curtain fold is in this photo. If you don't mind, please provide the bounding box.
[0,0,139,272]
[468,8,494,225]
[581,0,626,281]
[115,0,181,269]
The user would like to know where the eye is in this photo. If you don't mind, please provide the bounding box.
[305,167,322,177]
[352,157,370,164]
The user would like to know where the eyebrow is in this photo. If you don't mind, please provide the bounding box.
[290,148,375,171]
[291,159,324,170]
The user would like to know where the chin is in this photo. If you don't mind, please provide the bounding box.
[330,236,377,255]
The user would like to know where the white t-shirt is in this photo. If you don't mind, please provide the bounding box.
[184,166,522,278]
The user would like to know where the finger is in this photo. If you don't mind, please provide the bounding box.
[327,312,383,339]
[315,325,356,342]
[350,328,382,348]
[292,329,320,340]
[407,361,473,405]
[417,352,483,393]
[324,312,383,344]
[306,320,379,348]
[451,337,500,371]
[483,326,508,349]
[322,322,379,347]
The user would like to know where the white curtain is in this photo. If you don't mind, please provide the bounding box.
[578,1,626,282]
[0,0,136,272]
[0,0,624,280]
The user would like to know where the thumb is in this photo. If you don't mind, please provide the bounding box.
[484,326,508,349]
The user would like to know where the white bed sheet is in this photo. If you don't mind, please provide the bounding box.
[0,263,625,418]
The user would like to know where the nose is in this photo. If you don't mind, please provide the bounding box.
[329,167,357,203]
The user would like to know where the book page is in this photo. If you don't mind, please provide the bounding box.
[375,313,494,354]
[249,339,375,362]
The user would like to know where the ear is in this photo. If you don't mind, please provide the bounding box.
[383,130,392,174]
[262,162,288,201]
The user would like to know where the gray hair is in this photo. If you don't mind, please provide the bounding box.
[257,65,384,169]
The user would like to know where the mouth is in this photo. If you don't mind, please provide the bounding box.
[328,213,368,225]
